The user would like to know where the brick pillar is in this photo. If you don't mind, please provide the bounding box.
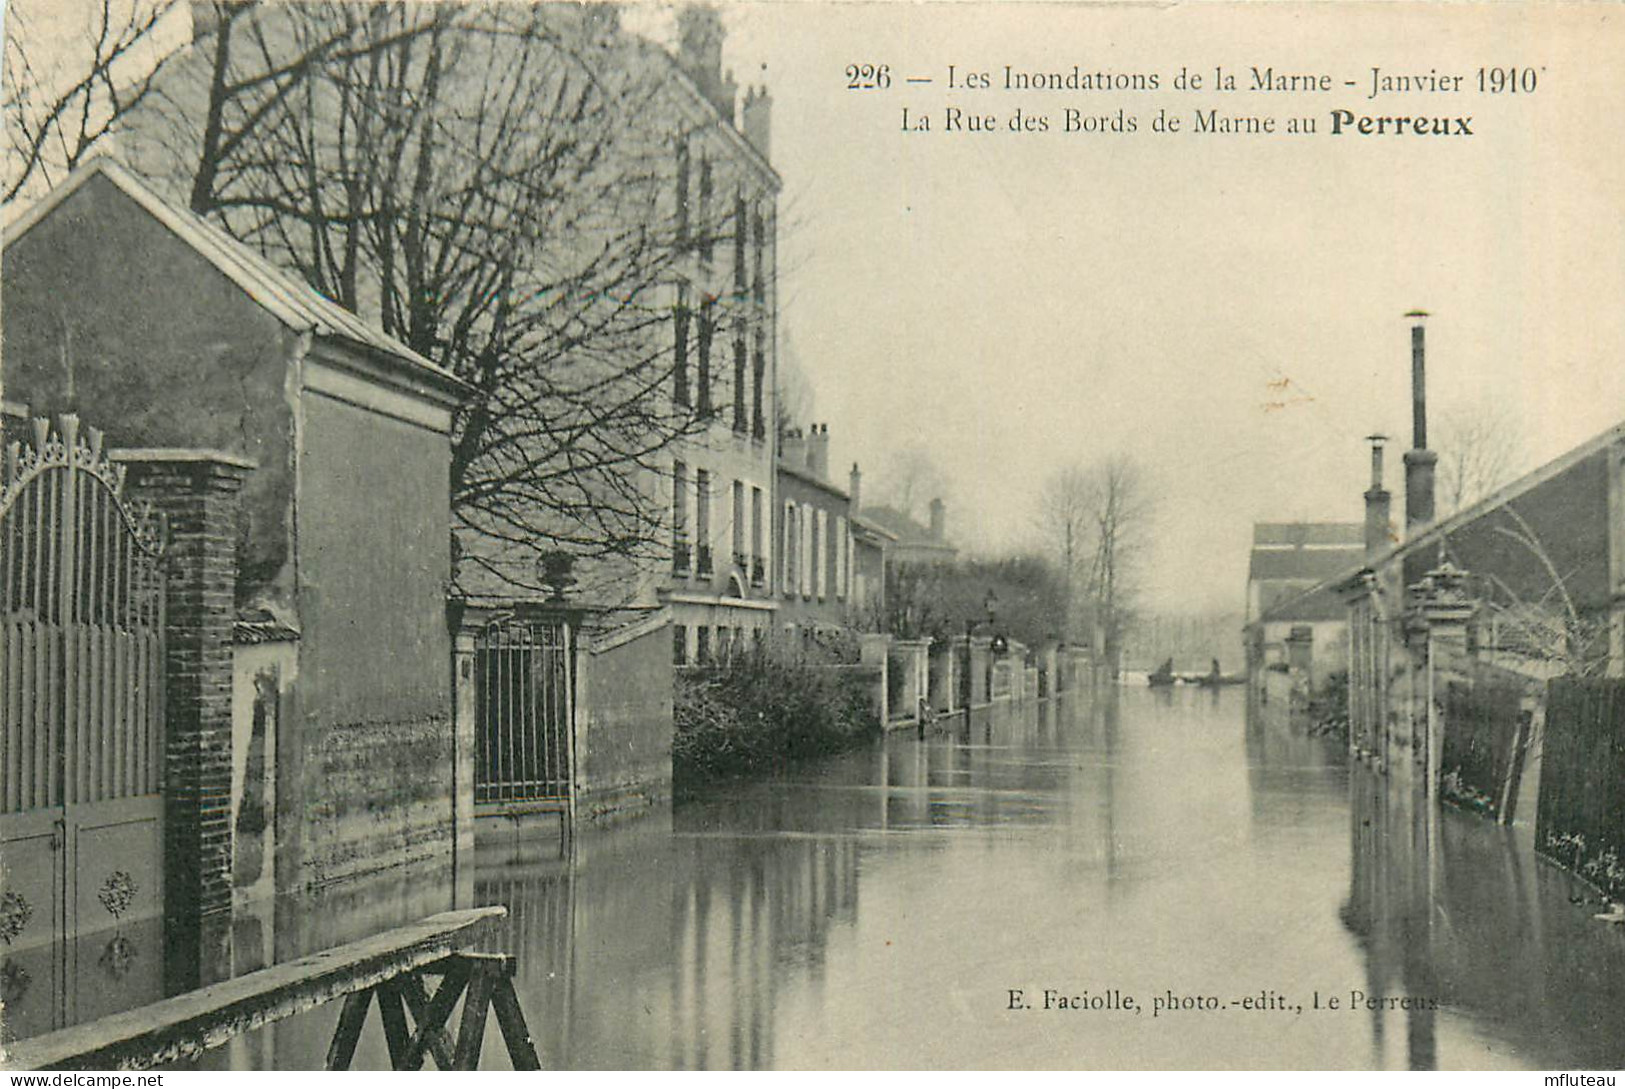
[116,450,253,987]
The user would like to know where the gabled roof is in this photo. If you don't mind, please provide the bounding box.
[777,457,849,500]
[3,156,467,397]
[1248,546,1365,583]
[859,504,955,552]
[1252,522,1363,547]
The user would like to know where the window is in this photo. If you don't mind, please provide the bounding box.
[733,191,747,293]
[697,626,711,664]
[672,461,689,574]
[673,624,687,665]
[801,508,812,598]
[697,296,714,416]
[783,502,796,597]
[752,327,766,440]
[731,480,746,568]
[696,469,712,575]
[752,203,766,302]
[732,320,747,433]
[676,142,691,247]
[836,516,848,599]
[673,284,691,407]
[751,486,764,585]
[813,509,825,600]
[698,158,713,264]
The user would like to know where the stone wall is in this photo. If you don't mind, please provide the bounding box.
[576,615,675,820]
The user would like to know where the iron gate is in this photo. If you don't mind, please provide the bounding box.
[473,617,573,804]
[1,415,167,1035]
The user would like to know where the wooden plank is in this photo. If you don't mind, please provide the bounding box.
[323,990,373,1071]
[398,972,459,1071]
[451,963,495,1070]
[2,906,507,1071]
[375,982,412,1069]
[490,977,541,1071]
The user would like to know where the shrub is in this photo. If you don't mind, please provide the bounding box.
[674,648,879,780]
[1306,669,1350,741]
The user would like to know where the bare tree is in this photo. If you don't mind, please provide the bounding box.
[873,445,947,521]
[1034,463,1091,643]
[2,0,182,206]
[1080,453,1152,675]
[117,1,760,597]
[1436,398,1525,518]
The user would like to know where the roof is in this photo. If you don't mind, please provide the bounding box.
[1258,580,1349,623]
[3,156,468,398]
[1248,547,1364,583]
[858,504,957,557]
[777,458,849,500]
[1252,522,1363,547]
[850,514,899,543]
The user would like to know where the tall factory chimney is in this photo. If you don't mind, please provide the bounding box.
[1402,311,1437,532]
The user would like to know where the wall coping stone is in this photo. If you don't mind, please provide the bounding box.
[112,448,258,471]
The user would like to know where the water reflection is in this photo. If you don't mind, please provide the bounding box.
[139,685,1625,1069]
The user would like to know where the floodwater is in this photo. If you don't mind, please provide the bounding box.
[191,685,1625,1070]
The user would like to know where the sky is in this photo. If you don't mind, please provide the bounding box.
[649,1,1625,613]
[8,1,1624,615]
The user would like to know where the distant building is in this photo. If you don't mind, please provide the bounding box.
[856,498,958,566]
[1244,522,1364,676]
[772,424,857,641]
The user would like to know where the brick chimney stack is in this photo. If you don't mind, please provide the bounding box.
[1364,434,1392,558]
[677,6,737,123]
[781,426,806,470]
[928,497,946,541]
[806,422,830,479]
[849,462,862,509]
[742,84,772,159]
[1402,311,1437,532]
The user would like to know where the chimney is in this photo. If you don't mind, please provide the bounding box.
[849,462,863,510]
[806,422,830,480]
[1364,434,1392,558]
[928,497,946,541]
[1402,311,1437,531]
[781,426,806,470]
[677,6,737,122]
[741,85,772,159]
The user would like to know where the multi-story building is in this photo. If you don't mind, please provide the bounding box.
[109,3,782,655]
[661,8,781,665]
[773,424,858,640]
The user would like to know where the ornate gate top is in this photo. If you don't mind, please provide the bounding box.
[1,413,164,555]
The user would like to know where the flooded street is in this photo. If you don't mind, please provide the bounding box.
[197,685,1625,1070]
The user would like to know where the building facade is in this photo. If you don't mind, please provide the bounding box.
[771,424,858,641]
[2,158,469,898]
[659,8,782,665]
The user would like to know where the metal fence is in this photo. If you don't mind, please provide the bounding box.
[473,617,573,804]
[2,415,167,815]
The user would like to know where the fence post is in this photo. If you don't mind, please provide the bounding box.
[115,449,254,989]
[451,625,477,899]
[1413,560,1475,809]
